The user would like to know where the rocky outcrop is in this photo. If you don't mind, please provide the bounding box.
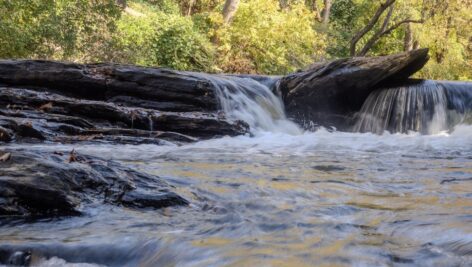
[0,149,188,217]
[279,49,430,130]
[0,87,247,144]
[0,60,218,112]
[0,60,249,145]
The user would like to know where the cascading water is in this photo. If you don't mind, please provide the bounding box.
[194,74,302,135]
[354,80,472,134]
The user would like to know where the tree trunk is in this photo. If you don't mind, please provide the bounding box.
[116,0,126,8]
[321,0,332,27]
[186,0,195,16]
[310,0,322,21]
[279,0,289,10]
[403,23,414,51]
[222,0,240,24]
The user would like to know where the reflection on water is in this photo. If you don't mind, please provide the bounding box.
[2,126,472,266]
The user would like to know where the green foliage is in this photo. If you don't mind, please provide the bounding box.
[113,1,215,71]
[327,0,471,80]
[151,15,215,71]
[0,0,120,61]
[0,0,470,79]
[210,0,327,74]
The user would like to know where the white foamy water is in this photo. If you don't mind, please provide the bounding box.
[8,124,472,160]
[192,73,302,135]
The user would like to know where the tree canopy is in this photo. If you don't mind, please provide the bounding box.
[0,0,470,79]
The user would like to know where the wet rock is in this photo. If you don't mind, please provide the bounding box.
[0,149,189,217]
[0,126,12,142]
[0,60,218,111]
[0,87,248,144]
[279,49,430,130]
[0,60,251,145]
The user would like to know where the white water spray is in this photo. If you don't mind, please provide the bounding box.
[354,80,472,134]
[196,74,302,135]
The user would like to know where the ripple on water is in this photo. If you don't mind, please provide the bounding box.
[1,125,472,266]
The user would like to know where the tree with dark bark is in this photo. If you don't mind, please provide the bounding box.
[349,0,424,56]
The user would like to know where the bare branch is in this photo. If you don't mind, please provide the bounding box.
[381,19,424,36]
[350,0,397,56]
[358,4,395,56]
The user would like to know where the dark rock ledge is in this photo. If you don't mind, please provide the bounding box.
[0,60,249,145]
[0,149,188,217]
[279,49,430,130]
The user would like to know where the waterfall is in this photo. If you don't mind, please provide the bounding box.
[197,74,302,135]
[354,80,472,134]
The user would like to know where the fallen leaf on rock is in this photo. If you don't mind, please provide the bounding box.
[68,149,77,163]
[0,152,11,162]
[39,102,53,111]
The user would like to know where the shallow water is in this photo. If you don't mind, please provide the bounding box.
[2,125,472,266]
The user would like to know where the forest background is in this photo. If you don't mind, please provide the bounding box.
[1,0,470,80]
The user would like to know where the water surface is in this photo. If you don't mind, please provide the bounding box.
[2,126,472,266]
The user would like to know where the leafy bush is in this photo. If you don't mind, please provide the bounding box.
[0,0,120,61]
[113,1,215,71]
[207,0,327,74]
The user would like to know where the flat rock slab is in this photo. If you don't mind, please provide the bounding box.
[0,60,218,112]
[0,149,188,217]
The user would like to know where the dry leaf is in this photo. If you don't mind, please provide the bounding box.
[39,102,53,111]
[68,149,77,163]
[0,152,11,162]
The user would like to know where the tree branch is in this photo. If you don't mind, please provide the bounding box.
[358,4,395,56]
[381,19,424,36]
[349,0,397,56]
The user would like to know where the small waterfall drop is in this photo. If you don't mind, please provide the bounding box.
[199,74,302,135]
[148,115,154,136]
[354,80,472,134]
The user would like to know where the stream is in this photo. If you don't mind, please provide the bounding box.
[2,126,472,266]
[1,76,471,266]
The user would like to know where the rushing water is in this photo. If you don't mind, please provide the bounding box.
[1,78,472,266]
[195,74,302,135]
[354,80,472,134]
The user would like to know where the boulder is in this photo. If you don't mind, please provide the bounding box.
[278,49,430,130]
[0,149,188,217]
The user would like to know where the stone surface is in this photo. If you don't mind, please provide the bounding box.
[0,60,250,145]
[0,60,218,111]
[0,87,248,144]
[278,49,430,130]
[0,149,188,217]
